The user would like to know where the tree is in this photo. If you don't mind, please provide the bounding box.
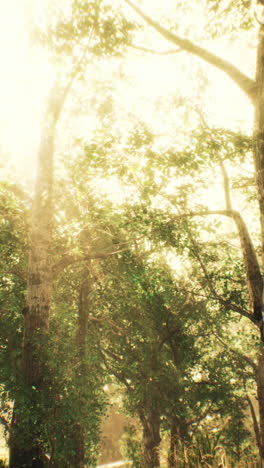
[91,234,252,467]
[7,2,134,466]
[4,1,264,465]
[121,0,264,464]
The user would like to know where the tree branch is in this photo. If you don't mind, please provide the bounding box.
[187,403,213,426]
[186,227,255,323]
[129,42,182,55]
[172,209,263,324]
[158,326,180,352]
[124,0,256,100]
[52,247,130,277]
[48,39,92,126]
[100,348,134,392]
[215,334,257,372]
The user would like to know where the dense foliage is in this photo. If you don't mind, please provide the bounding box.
[1,0,264,467]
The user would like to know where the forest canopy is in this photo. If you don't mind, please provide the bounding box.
[1,1,264,467]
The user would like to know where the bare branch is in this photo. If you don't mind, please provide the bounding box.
[129,43,182,55]
[124,0,256,100]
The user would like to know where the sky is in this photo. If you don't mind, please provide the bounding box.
[0,0,53,178]
[0,0,255,183]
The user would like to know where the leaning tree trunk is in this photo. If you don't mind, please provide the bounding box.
[254,22,264,468]
[139,405,161,468]
[255,22,264,266]
[9,85,62,468]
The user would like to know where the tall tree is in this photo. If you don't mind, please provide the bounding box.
[121,0,264,464]
[8,2,133,466]
[95,238,249,467]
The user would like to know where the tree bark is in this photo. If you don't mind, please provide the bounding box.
[247,394,261,460]
[255,25,264,269]
[123,3,264,464]
[256,349,264,468]
[168,418,179,468]
[139,406,161,468]
[9,85,62,468]
[72,267,94,468]
[253,21,264,468]
[168,417,190,468]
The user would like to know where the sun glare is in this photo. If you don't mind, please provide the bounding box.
[0,0,254,189]
[0,1,53,180]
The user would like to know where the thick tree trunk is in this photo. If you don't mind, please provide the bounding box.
[9,86,61,468]
[139,407,161,468]
[254,24,264,468]
[255,24,264,267]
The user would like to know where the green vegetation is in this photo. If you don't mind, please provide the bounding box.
[1,0,264,467]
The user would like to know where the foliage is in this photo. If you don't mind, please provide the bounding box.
[1,0,263,465]
[176,432,254,468]
[0,182,28,434]
[121,424,143,468]
[34,0,135,60]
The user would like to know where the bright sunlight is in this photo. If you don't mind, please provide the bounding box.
[0,0,254,181]
[1,1,263,467]
[0,0,53,179]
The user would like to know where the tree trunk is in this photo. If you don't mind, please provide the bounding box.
[72,423,85,468]
[72,267,94,468]
[254,22,264,468]
[168,418,179,468]
[168,417,190,468]
[139,407,161,468]
[256,349,264,468]
[122,4,264,463]
[9,86,61,468]
[254,24,264,267]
